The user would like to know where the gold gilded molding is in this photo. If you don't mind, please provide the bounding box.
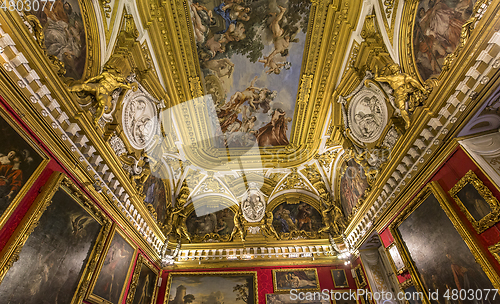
[353,264,367,288]
[125,255,160,304]
[389,182,500,298]
[0,172,113,304]
[449,170,500,234]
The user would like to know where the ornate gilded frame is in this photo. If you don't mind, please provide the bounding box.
[389,181,500,301]
[449,170,500,233]
[125,255,160,304]
[0,172,113,303]
[164,271,258,304]
[385,242,406,275]
[0,105,49,231]
[331,269,349,288]
[272,268,319,293]
[353,264,367,288]
[86,225,138,304]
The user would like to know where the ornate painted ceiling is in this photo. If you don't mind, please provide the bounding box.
[0,0,499,266]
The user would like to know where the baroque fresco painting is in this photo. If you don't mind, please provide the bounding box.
[0,189,102,304]
[272,201,321,234]
[339,159,369,217]
[92,231,135,304]
[413,0,475,81]
[273,269,319,292]
[397,193,497,303]
[0,114,44,218]
[30,0,87,79]
[186,206,235,238]
[167,272,257,304]
[131,262,157,304]
[266,293,330,304]
[189,0,310,147]
[143,174,168,225]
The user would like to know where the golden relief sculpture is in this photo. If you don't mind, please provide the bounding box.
[229,207,246,242]
[318,197,347,237]
[374,64,430,129]
[261,211,280,240]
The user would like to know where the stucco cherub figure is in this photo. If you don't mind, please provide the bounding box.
[69,67,137,125]
[374,64,430,129]
[261,211,280,240]
[229,207,246,242]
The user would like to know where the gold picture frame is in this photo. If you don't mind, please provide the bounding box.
[386,243,406,275]
[353,264,367,288]
[164,271,258,304]
[331,269,349,288]
[449,170,500,233]
[125,255,160,304]
[390,181,500,303]
[86,225,138,304]
[0,105,49,231]
[273,268,320,293]
[0,172,112,303]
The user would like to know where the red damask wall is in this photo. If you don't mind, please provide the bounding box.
[379,147,500,283]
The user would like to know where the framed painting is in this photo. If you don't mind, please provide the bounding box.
[87,226,137,304]
[386,243,406,274]
[0,106,49,230]
[449,170,500,233]
[273,268,319,293]
[272,201,322,239]
[390,182,500,304]
[126,255,159,304]
[339,158,369,218]
[266,292,330,304]
[353,265,366,288]
[0,172,112,304]
[331,269,349,288]
[165,271,257,304]
[331,290,358,304]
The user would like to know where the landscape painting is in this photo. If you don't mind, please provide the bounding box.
[396,192,496,303]
[130,260,158,304]
[339,158,369,217]
[189,0,311,147]
[266,293,330,304]
[273,268,319,292]
[143,174,168,225]
[0,188,103,304]
[413,0,475,81]
[91,231,135,304]
[30,0,87,79]
[186,206,235,240]
[0,112,45,222]
[272,201,322,234]
[166,272,257,304]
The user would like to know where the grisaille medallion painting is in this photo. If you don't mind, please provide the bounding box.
[413,0,475,81]
[130,261,157,304]
[30,0,87,79]
[339,159,369,217]
[272,201,321,234]
[167,272,257,304]
[396,193,496,303]
[0,113,44,219]
[91,231,135,304]
[0,189,102,303]
[189,0,310,147]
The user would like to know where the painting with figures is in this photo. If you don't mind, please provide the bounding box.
[266,293,330,304]
[396,192,498,304]
[166,272,257,304]
[130,260,158,304]
[0,112,44,221]
[273,268,319,292]
[331,269,349,288]
[413,0,475,81]
[339,158,369,217]
[189,0,310,147]
[30,0,87,79]
[272,201,322,234]
[91,231,135,304]
[186,206,235,239]
[0,189,103,304]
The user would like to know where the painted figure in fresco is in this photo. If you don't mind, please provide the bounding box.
[256,108,291,146]
[297,202,312,231]
[263,6,299,65]
[374,64,428,129]
[261,211,280,239]
[258,57,291,75]
[202,58,235,78]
